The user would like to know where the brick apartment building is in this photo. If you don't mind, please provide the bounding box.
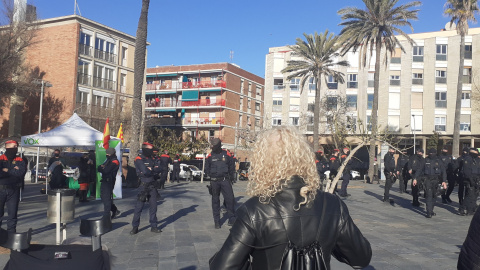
[145,63,264,159]
[265,26,480,155]
[0,14,140,145]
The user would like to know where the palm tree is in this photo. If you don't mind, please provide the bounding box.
[444,0,479,157]
[338,0,420,182]
[281,31,348,151]
[128,0,150,166]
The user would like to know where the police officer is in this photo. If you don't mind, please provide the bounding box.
[97,148,121,219]
[413,148,447,218]
[456,147,470,206]
[459,148,480,216]
[329,149,341,193]
[383,147,396,203]
[205,138,235,229]
[0,140,26,232]
[315,150,329,188]
[171,154,181,183]
[159,150,172,189]
[339,147,353,197]
[130,142,162,234]
[440,146,455,204]
[409,149,424,207]
[396,149,409,194]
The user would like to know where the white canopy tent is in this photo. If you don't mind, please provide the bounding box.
[20,113,121,195]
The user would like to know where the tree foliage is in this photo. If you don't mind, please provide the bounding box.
[143,128,209,160]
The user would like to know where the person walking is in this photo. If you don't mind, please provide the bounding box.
[440,146,455,204]
[0,139,26,232]
[383,147,396,203]
[209,127,371,269]
[97,148,121,219]
[205,138,236,229]
[408,149,424,207]
[339,147,353,197]
[130,142,162,234]
[396,149,409,194]
[459,148,480,216]
[456,147,470,207]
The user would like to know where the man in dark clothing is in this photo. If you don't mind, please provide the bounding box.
[131,142,162,234]
[88,150,97,198]
[459,148,480,216]
[440,146,455,204]
[97,148,120,219]
[77,153,91,202]
[458,206,480,269]
[396,150,409,194]
[315,150,329,188]
[329,149,341,193]
[409,149,424,207]
[456,147,470,207]
[205,138,235,229]
[339,147,353,197]
[158,150,172,189]
[171,154,181,183]
[0,140,26,232]
[48,149,67,189]
[383,147,396,203]
[413,148,447,218]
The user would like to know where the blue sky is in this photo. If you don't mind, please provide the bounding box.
[17,0,469,77]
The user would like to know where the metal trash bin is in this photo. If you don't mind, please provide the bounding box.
[47,189,76,223]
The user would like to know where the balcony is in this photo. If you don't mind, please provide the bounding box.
[435,125,446,132]
[91,105,114,118]
[436,54,447,61]
[94,49,117,64]
[412,78,423,85]
[146,99,179,108]
[390,57,401,64]
[181,99,225,107]
[327,82,338,89]
[435,100,447,108]
[77,73,91,86]
[463,75,472,84]
[465,51,472,59]
[347,82,358,88]
[368,80,374,88]
[75,102,90,116]
[183,117,225,125]
[436,77,447,84]
[145,117,179,126]
[413,56,424,62]
[307,125,314,132]
[272,106,282,112]
[273,85,284,91]
[79,44,92,57]
[181,80,226,89]
[93,76,116,91]
[390,80,400,86]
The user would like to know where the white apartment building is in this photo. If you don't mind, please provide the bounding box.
[264,26,480,155]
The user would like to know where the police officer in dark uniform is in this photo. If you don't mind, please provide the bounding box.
[158,150,172,189]
[383,147,396,203]
[171,154,181,183]
[329,149,341,193]
[396,149,409,194]
[205,138,235,229]
[97,148,120,219]
[413,148,447,218]
[315,150,329,188]
[0,140,26,232]
[459,148,480,216]
[339,147,353,197]
[130,142,162,234]
[456,147,470,206]
[439,146,455,204]
[409,149,424,207]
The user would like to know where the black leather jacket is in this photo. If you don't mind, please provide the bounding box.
[458,207,480,270]
[210,176,372,270]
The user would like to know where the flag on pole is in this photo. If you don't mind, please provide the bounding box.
[103,117,110,149]
[117,123,124,144]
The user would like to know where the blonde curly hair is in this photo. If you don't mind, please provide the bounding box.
[246,126,320,209]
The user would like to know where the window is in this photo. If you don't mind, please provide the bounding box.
[77,61,91,86]
[273,79,284,91]
[272,118,282,126]
[435,92,447,108]
[290,78,300,91]
[326,96,337,111]
[366,116,372,131]
[255,118,260,128]
[289,117,299,126]
[436,70,447,84]
[435,116,446,132]
[93,65,116,90]
[460,115,471,131]
[80,32,91,45]
[367,94,374,110]
[76,91,89,104]
[209,130,215,137]
[79,32,91,56]
[255,102,260,111]
[465,45,472,59]
[120,74,126,93]
[307,103,314,112]
[412,73,423,85]
[273,100,282,106]
[247,99,251,109]
[121,47,128,63]
[461,92,471,108]
[413,46,424,62]
[388,116,400,132]
[327,75,338,89]
[346,95,357,110]
[94,37,116,63]
[368,73,375,87]
[347,74,358,88]
[346,115,357,132]
[308,77,316,91]
[390,75,400,86]
[436,44,447,61]
[411,92,423,109]
[411,115,422,131]
[463,67,472,84]
[256,86,262,96]
[210,75,217,86]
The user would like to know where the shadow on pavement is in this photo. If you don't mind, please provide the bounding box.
[158,205,198,230]
[363,190,425,216]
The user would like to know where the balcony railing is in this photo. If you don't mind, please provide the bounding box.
[436,54,447,61]
[181,99,225,107]
[146,99,179,108]
[145,99,225,108]
[307,125,314,132]
[94,49,117,64]
[436,77,447,84]
[272,106,282,112]
[79,44,92,56]
[413,56,424,62]
[77,73,91,86]
[435,100,447,108]
[368,80,374,88]
[274,85,284,91]
[390,80,400,86]
[93,76,116,91]
[465,51,472,59]
[145,117,179,126]
[183,117,225,125]
[412,78,423,85]
[75,102,113,118]
[390,57,401,64]
[327,82,338,89]
[463,75,472,84]
[181,80,226,89]
[75,102,90,116]
[347,82,358,88]
[435,125,446,132]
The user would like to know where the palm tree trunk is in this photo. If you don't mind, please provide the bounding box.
[452,34,465,157]
[128,0,150,166]
[313,74,321,150]
[367,37,382,182]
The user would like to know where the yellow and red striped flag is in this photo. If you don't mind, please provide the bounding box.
[117,123,124,144]
[103,117,110,149]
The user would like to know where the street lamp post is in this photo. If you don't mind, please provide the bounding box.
[33,79,52,183]
[412,114,416,154]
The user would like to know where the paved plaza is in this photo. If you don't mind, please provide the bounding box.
[0,179,472,269]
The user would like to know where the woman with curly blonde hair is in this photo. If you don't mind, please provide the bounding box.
[210,126,371,270]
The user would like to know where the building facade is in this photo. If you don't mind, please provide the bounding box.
[0,15,139,144]
[145,63,264,159]
[265,27,480,155]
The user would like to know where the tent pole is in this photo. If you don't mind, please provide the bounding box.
[35,147,40,183]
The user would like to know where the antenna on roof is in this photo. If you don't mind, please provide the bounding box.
[74,0,82,16]
[230,50,234,63]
